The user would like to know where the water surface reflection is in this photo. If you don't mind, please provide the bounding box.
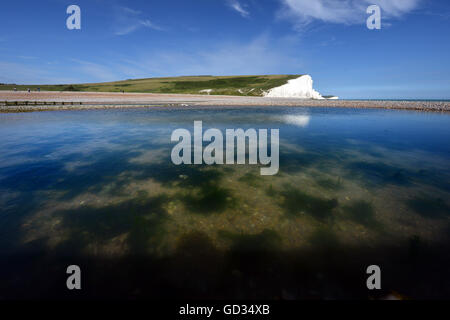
[0,107,449,299]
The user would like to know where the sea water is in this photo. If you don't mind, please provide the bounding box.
[0,106,449,299]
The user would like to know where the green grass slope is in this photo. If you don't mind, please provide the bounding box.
[0,75,301,96]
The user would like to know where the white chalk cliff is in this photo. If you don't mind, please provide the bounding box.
[264,75,325,99]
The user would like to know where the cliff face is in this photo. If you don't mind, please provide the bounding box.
[263,75,324,99]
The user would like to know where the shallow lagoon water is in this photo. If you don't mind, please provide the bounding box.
[0,106,449,299]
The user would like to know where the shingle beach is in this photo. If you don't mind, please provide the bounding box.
[1,91,449,112]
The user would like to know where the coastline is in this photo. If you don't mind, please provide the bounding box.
[1,91,449,112]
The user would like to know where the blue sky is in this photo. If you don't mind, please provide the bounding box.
[1,0,449,99]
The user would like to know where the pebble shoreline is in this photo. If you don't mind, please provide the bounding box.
[1,91,449,112]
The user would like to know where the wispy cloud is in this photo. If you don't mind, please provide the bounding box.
[122,7,142,15]
[0,58,125,84]
[140,20,163,31]
[227,0,250,18]
[0,62,75,84]
[114,6,163,36]
[1,32,303,84]
[18,55,38,60]
[119,33,303,77]
[279,0,421,27]
[70,59,122,82]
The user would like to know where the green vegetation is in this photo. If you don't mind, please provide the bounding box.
[0,74,301,96]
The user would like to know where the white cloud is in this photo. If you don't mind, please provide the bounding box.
[114,6,163,36]
[0,34,304,84]
[279,0,421,26]
[121,7,142,15]
[123,33,303,77]
[70,59,121,82]
[280,115,310,127]
[140,20,163,31]
[227,0,250,18]
[115,24,140,36]
[370,0,421,17]
[0,62,75,84]
[115,20,162,36]
[18,55,38,60]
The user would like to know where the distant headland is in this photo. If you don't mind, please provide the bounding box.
[0,74,338,99]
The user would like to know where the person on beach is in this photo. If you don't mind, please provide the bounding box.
[27,88,30,93]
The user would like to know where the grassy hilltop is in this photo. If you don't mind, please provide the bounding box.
[0,75,301,96]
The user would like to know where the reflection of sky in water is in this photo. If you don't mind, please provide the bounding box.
[0,107,449,299]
